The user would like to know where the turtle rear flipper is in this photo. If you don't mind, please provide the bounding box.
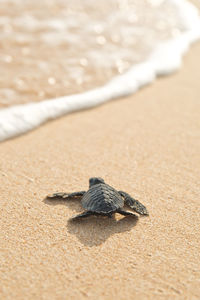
[71,211,93,220]
[118,191,149,216]
[47,191,86,200]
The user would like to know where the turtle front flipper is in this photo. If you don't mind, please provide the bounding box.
[116,209,137,217]
[47,191,86,200]
[118,191,149,216]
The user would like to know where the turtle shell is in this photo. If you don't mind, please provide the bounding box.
[81,183,124,213]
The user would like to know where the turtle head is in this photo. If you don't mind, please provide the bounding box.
[89,177,105,187]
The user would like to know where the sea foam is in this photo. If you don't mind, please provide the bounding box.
[0,0,200,142]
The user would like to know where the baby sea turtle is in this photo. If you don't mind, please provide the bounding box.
[47,177,149,219]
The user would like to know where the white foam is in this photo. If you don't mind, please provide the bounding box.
[0,0,200,142]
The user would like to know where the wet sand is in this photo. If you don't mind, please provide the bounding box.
[0,38,200,299]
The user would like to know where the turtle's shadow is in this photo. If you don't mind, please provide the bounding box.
[67,215,138,246]
[44,197,138,247]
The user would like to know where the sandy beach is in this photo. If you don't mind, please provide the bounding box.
[1,2,200,299]
[0,41,199,298]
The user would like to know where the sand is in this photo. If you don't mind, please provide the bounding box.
[1,9,200,300]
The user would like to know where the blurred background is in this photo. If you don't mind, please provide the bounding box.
[0,0,191,108]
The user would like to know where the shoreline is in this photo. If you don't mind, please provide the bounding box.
[1,0,200,143]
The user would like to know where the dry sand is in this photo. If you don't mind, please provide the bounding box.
[1,10,200,300]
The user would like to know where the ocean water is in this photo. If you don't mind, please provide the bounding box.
[0,0,200,141]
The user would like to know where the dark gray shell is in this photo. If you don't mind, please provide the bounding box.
[81,183,124,213]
